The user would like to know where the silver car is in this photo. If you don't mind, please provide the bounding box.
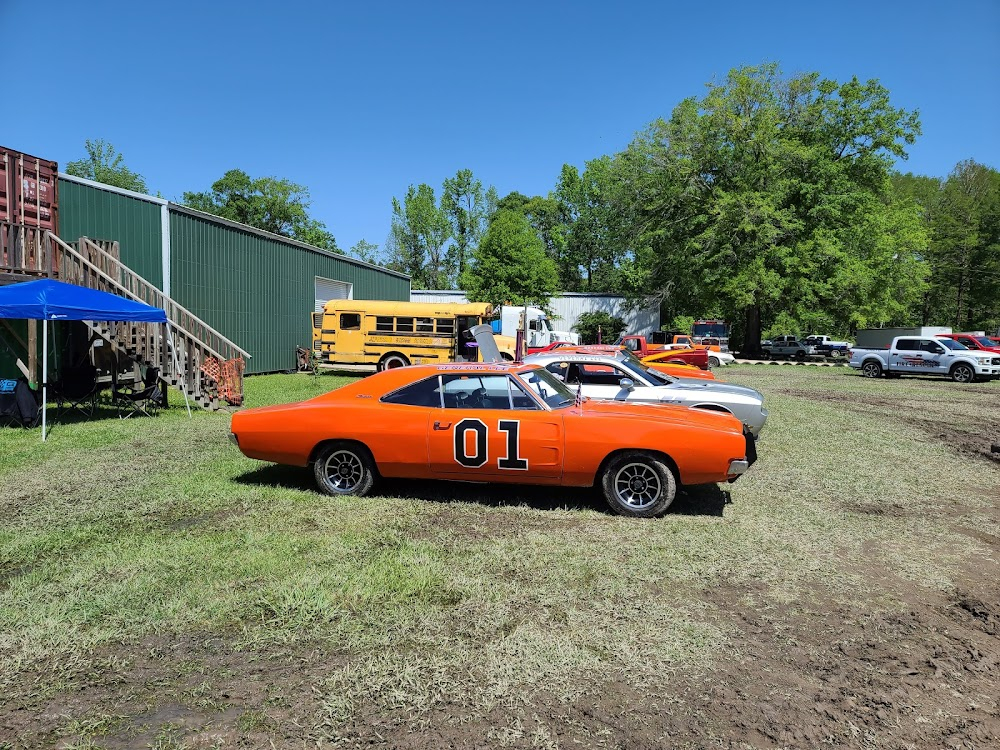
[523,350,768,436]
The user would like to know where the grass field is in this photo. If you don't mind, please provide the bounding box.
[1,366,998,749]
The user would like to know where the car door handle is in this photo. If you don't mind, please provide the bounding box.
[433,421,451,430]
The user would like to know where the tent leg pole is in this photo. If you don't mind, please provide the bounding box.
[42,319,48,442]
[167,324,191,418]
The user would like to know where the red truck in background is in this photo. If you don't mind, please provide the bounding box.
[610,335,711,369]
[936,333,1000,354]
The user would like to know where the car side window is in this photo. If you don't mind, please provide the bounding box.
[381,376,442,407]
[575,363,629,387]
[920,340,944,354]
[441,374,512,410]
[895,339,918,351]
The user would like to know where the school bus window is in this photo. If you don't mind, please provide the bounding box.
[397,317,414,332]
[436,318,455,335]
[341,313,361,330]
[416,317,434,333]
[376,316,394,332]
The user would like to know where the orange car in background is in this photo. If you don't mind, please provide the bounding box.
[230,362,755,518]
[553,345,716,380]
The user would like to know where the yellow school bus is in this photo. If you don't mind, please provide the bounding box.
[311,300,516,370]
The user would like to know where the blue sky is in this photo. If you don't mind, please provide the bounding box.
[3,0,998,253]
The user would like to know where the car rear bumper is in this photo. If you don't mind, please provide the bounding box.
[728,429,758,482]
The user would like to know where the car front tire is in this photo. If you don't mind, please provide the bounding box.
[951,364,975,384]
[313,442,377,496]
[600,451,677,518]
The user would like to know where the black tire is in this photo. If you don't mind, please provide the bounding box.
[600,451,677,518]
[378,353,410,371]
[950,363,975,384]
[708,356,721,368]
[313,442,377,496]
[795,350,806,361]
[861,360,883,378]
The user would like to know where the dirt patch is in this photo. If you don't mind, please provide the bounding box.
[775,386,1000,464]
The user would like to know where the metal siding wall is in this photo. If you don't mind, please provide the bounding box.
[408,291,660,337]
[551,295,660,337]
[169,210,409,373]
[56,178,163,287]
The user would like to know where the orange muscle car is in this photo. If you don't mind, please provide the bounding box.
[550,345,716,380]
[230,362,756,517]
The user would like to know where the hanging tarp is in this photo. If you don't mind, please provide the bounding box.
[0,278,167,323]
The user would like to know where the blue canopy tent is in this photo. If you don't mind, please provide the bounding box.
[0,279,190,440]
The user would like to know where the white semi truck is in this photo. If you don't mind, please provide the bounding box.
[491,306,580,349]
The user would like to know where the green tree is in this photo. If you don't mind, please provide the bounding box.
[66,139,147,193]
[182,169,337,250]
[573,311,626,344]
[622,63,926,353]
[923,161,1000,330]
[441,169,497,279]
[460,209,558,309]
[387,184,451,289]
[348,239,382,265]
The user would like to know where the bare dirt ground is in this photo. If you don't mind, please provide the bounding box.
[2,369,998,749]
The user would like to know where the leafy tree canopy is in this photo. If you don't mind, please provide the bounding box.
[182,169,337,251]
[460,209,558,309]
[66,139,147,193]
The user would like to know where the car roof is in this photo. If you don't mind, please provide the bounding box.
[525,352,624,363]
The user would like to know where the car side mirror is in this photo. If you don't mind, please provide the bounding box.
[619,378,635,391]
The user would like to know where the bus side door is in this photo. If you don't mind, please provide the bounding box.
[332,311,365,362]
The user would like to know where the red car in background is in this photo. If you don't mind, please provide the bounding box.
[936,333,1000,354]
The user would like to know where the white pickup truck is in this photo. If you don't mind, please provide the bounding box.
[849,336,1000,383]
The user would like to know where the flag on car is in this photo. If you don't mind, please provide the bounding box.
[575,382,584,408]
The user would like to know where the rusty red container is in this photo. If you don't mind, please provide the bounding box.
[0,146,59,233]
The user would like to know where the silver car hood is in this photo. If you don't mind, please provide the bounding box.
[664,378,763,400]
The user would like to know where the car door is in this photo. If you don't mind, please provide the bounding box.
[427,373,563,482]
[889,338,925,371]
[916,339,948,374]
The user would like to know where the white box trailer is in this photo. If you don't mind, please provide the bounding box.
[854,326,952,350]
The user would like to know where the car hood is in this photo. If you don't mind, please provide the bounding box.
[662,379,763,400]
[578,399,744,433]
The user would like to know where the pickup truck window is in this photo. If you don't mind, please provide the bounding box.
[920,341,945,354]
[937,338,966,350]
[895,339,919,351]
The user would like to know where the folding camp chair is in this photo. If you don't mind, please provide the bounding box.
[50,363,100,420]
[0,378,40,428]
[112,365,165,419]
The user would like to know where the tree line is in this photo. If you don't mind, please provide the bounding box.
[68,62,999,351]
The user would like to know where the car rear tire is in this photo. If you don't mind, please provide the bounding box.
[950,363,975,384]
[708,356,721,368]
[378,353,410,371]
[829,350,842,359]
[862,361,883,378]
[313,443,377,497]
[795,350,806,361]
[600,451,677,518]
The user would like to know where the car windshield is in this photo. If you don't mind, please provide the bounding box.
[516,367,578,409]
[618,352,675,385]
[938,338,966,350]
[972,336,996,347]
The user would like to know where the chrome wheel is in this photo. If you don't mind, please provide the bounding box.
[322,450,365,493]
[613,462,662,510]
[862,362,882,378]
[951,364,974,383]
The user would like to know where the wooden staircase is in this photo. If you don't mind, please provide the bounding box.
[1,220,249,409]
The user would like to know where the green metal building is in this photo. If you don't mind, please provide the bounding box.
[56,174,410,373]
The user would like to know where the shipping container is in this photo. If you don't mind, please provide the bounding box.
[854,326,953,349]
[1,146,58,232]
